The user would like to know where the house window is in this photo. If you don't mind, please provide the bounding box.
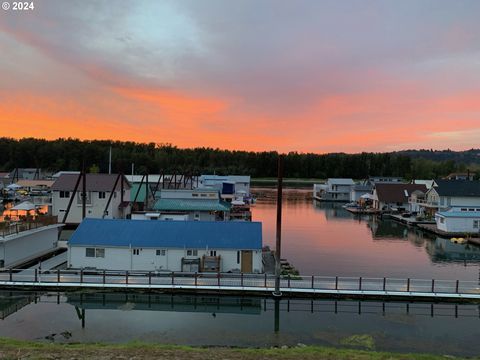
[156,249,166,256]
[474,220,479,228]
[210,250,217,257]
[200,194,207,197]
[133,249,141,255]
[77,191,92,204]
[98,191,106,199]
[469,209,475,212]
[439,218,445,224]
[59,191,70,198]
[186,249,198,256]
[237,251,240,264]
[194,213,200,221]
[192,193,199,197]
[85,248,104,258]
[461,208,468,211]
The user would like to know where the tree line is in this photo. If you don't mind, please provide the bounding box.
[0,137,477,180]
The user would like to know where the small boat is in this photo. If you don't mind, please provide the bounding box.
[450,237,467,244]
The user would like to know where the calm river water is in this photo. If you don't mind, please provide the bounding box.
[0,187,479,356]
[253,187,480,280]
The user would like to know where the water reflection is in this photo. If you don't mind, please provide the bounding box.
[0,291,39,319]
[252,188,480,280]
[0,290,480,356]
[426,238,480,263]
[67,293,262,315]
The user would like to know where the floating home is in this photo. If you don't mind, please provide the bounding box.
[141,188,232,221]
[67,218,263,273]
[372,183,427,212]
[313,178,355,202]
[349,183,372,202]
[419,180,480,218]
[435,207,480,235]
[51,173,131,224]
[198,175,252,203]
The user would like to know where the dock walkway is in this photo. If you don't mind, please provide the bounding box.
[24,251,67,272]
[0,270,479,302]
[386,214,435,226]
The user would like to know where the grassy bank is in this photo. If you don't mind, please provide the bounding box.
[0,338,473,360]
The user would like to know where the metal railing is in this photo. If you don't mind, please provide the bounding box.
[0,216,58,237]
[0,269,479,297]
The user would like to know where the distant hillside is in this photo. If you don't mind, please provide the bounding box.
[0,138,478,180]
[396,149,480,164]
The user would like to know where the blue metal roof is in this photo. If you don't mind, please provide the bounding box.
[437,211,480,218]
[69,218,262,250]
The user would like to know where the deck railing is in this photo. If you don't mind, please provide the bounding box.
[0,216,58,237]
[0,269,479,297]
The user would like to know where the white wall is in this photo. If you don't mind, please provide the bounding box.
[68,246,262,273]
[449,197,480,207]
[436,215,480,233]
[52,189,130,223]
[0,225,60,268]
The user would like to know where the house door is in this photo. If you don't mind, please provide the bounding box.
[241,251,253,273]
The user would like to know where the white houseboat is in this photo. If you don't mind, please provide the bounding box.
[67,218,263,273]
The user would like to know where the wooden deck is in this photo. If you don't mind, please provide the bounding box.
[0,269,479,302]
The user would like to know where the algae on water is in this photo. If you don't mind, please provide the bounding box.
[340,334,375,350]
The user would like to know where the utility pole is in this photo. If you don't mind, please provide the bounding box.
[82,162,87,220]
[108,146,112,175]
[274,154,284,297]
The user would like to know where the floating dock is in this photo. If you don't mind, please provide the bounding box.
[0,269,479,302]
[417,223,480,241]
[345,207,381,215]
[386,214,436,226]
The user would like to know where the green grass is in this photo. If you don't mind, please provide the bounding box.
[0,337,475,360]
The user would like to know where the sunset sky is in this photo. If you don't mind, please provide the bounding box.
[1,0,479,153]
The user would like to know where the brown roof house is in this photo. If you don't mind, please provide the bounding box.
[373,183,427,211]
[51,174,131,224]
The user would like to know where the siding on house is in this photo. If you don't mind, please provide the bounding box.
[436,211,480,233]
[51,174,131,223]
